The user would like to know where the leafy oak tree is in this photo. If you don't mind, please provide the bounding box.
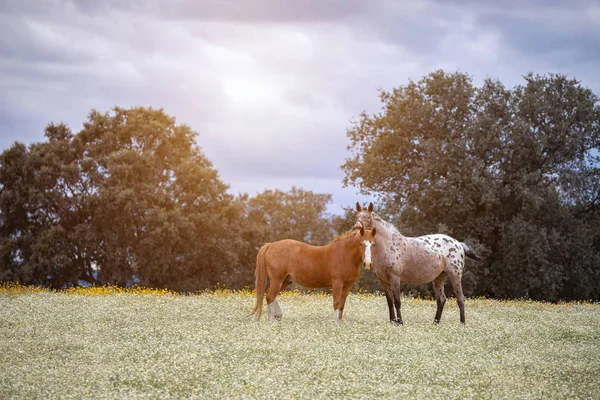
[0,107,246,291]
[245,187,334,245]
[0,124,97,287]
[343,71,600,301]
[80,107,249,291]
[1,107,341,291]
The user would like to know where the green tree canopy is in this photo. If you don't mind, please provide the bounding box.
[343,71,600,300]
[0,107,245,291]
[0,124,97,287]
[244,187,334,245]
[0,107,339,292]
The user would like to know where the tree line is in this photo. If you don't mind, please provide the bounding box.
[1,71,599,300]
[0,107,337,292]
[343,71,600,301]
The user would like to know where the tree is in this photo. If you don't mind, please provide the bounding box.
[343,71,600,300]
[0,124,97,287]
[0,107,345,292]
[0,107,247,291]
[244,187,334,245]
[78,107,248,291]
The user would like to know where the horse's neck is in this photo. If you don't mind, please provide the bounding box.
[373,218,403,243]
[334,236,361,259]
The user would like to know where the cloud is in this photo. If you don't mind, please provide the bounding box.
[1,0,599,214]
[471,2,600,65]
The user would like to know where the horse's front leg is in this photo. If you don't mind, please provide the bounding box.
[335,284,353,321]
[383,288,396,323]
[391,282,403,325]
[332,280,344,321]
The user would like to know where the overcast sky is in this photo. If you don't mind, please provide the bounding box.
[1,0,599,214]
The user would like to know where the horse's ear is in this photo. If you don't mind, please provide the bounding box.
[356,202,362,212]
[360,226,365,236]
[372,227,377,237]
[368,202,374,212]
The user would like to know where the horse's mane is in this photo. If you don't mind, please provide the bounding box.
[372,214,399,234]
[333,228,360,242]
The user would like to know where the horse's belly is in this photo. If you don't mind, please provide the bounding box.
[289,265,331,289]
[292,271,330,289]
[401,274,438,285]
[398,258,445,285]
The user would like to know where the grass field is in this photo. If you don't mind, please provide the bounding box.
[1,286,599,399]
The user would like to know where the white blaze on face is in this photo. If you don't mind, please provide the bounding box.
[363,241,372,269]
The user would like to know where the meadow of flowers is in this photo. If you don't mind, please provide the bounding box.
[1,284,598,399]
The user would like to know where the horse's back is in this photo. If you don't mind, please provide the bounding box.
[263,239,326,267]
[266,239,318,258]
[413,234,463,258]
[263,239,302,264]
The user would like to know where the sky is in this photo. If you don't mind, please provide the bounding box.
[1,0,599,214]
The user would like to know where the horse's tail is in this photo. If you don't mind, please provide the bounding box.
[461,242,482,261]
[251,243,271,319]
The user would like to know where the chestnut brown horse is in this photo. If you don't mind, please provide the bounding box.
[252,226,377,322]
[355,202,481,325]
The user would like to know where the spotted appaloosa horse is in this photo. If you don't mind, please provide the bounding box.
[252,226,377,322]
[355,203,481,325]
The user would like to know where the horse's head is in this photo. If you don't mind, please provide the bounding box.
[358,225,377,270]
[355,202,375,230]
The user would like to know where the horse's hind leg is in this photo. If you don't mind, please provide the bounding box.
[448,273,466,324]
[279,275,293,292]
[266,277,285,322]
[272,276,292,320]
[391,281,403,325]
[432,272,447,324]
[272,299,283,321]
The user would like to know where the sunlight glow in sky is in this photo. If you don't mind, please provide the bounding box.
[1,0,599,213]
